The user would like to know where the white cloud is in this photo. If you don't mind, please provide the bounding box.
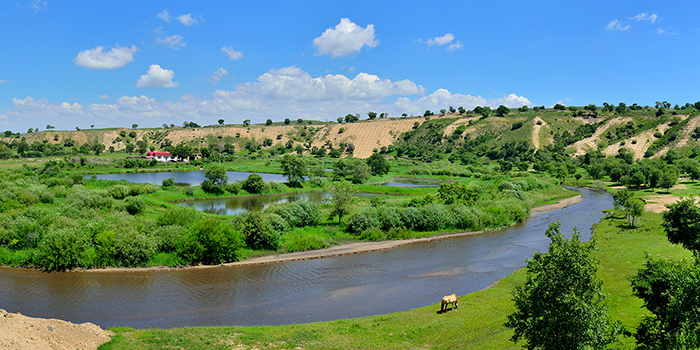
[30,0,47,13]
[177,14,203,26]
[427,33,455,46]
[1,67,532,131]
[157,9,170,23]
[155,34,186,49]
[99,94,110,100]
[136,65,179,88]
[208,68,229,84]
[221,46,243,60]
[447,42,463,51]
[313,18,379,57]
[73,45,138,69]
[605,19,630,31]
[631,13,658,24]
[0,80,8,84]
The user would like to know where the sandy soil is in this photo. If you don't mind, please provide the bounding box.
[571,117,632,157]
[0,309,112,350]
[656,114,700,157]
[531,116,547,150]
[311,118,421,158]
[603,122,671,160]
[442,114,479,136]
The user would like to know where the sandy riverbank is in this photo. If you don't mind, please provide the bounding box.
[0,309,112,350]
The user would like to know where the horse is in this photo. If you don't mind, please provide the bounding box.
[441,294,459,313]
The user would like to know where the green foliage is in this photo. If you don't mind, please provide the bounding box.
[366,153,390,176]
[437,182,479,204]
[242,212,280,250]
[346,208,380,234]
[124,196,146,215]
[280,154,307,186]
[265,201,319,227]
[662,198,700,253]
[161,177,175,187]
[360,227,386,242]
[202,165,228,193]
[242,174,266,193]
[178,218,243,265]
[113,230,157,267]
[281,231,330,253]
[38,228,89,271]
[108,185,131,199]
[505,221,622,349]
[328,180,356,225]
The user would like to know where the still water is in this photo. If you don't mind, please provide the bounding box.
[88,171,288,186]
[177,192,390,215]
[0,188,611,329]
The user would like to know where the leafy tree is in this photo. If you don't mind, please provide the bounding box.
[505,221,622,349]
[3,130,12,137]
[266,119,273,126]
[344,114,359,123]
[458,106,466,114]
[202,164,228,193]
[90,124,94,129]
[423,110,434,117]
[328,180,356,225]
[280,154,307,187]
[346,158,371,184]
[449,106,456,113]
[125,143,135,154]
[132,123,138,129]
[495,105,510,117]
[659,168,678,193]
[243,173,266,193]
[172,144,193,161]
[366,153,390,176]
[178,218,244,265]
[615,102,627,114]
[625,198,645,227]
[297,118,304,124]
[662,198,700,253]
[367,111,377,120]
[284,118,291,125]
[243,119,250,127]
[553,103,566,110]
[242,212,280,250]
[440,109,447,115]
[218,119,224,125]
[92,143,106,156]
[337,117,343,123]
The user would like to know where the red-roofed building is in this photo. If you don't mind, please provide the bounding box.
[147,151,175,162]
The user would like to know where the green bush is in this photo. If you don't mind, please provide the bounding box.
[346,208,380,234]
[17,192,38,206]
[264,213,290,235]
[37,228,89,271]
[108,185,131,199]
[151,225,186,252]
[377,207,402,231]
[387,226,412,240]
[162,177,175,188]
[243,174,266,193]
[225,182,241,194]
[281,232,330,253]
[94,230,117,267]
[360,227,387,242]
[124,197,146,215]
[157,207,203,227]
[450,204,480,230]
[417,203,454,231]
[265,201,320,227]
[113,230,157,267]
[130,184,158,196]
[65,186,113,210]
[399,207,422,230]
[178,218,244,265]
[242,212,280,250]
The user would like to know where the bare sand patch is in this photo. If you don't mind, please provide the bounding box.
[532,116,547,150]
[571,117,632,157]
[645,194,680,213]
[0,309,112,350]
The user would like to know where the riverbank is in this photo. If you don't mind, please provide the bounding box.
[0,309,112,350]
[87,194,582,273]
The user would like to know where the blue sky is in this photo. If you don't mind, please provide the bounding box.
[1,0,698,132]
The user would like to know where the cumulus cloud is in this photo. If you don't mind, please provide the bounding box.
[157,9,204,25]
[136,65,179,88]
[313,18,379,57]
[2,67,532,131]
[99,94,110,100]
[73,45,138,69]
[447,42,464,51]
[221,46,243,60]
[605,19,630,31]
[427,33,454,46]
[631,13,658,23]
[208,68,229,84]
[0,80,8,85]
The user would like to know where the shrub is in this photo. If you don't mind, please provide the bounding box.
[243,174,266,193]
[399,207,422,230]
[130,184,158,196]
[417,203,454,231]
[184,187,195,196]
[178,218,244,265]
[360,227,387,242]
[346,208,380,234]
[225,182,241,194]
[377,207,402,231]
[108,185,131,199]
[264,213,290,235]
[162,177,175,187]
[113,230,157,267]
[387,227,412,240]
[150,225,186,252]
[37,228,89,271]
[450,204,479,230]
[65,186,113,210]
[124,197,146,215]
[17,192,38,206]
[281,232,330,253]
[157,207,202,226]
[94,230,117,267]
[243,212,280,250]
[265,201,320,227]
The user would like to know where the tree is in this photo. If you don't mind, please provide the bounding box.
[367,111,377,120]
[328,180,356,225]
[625,198,645,227]
[495,105,510,117]
[280,154,307,187]
[659,168,678,193]
[202,164,228,193]
[449,106,456,113]
[662,198,700,253]
[505,221,622,350]
[132,123,138,129]
[4,130,13,137]
[243,173,266,193]
[90,124,94,129]
[297,118,304,124]
[458,106,466,114]
[337,117,343,123]
[344,114,359,123]
[125,143,135,154]
[266,119,273,126]
[284,118,291,125]
[218,119,224,125]
[346,158,371,184]
[366,153,390,176]
[553,103,566,110]
[92,143,105,156]
[172,144,193,161]
[243,119,250,127]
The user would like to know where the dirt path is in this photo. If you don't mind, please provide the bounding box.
[531,116,547,150]
[0,309,112,350]
[572,117,631,156]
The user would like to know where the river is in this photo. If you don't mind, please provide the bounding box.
[0,188,611,329]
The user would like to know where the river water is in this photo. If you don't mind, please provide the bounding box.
[0,188,611,329]
[88,171,288,186]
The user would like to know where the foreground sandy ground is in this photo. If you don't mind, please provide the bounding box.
[0,309,112,350]
[0,195,582,347]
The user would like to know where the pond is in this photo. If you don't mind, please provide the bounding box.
[382,177,444,188]
[0,188,611,329]
[176,192,390,215]
[88,171,288,186]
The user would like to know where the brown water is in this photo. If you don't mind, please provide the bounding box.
[0,188,611,329]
